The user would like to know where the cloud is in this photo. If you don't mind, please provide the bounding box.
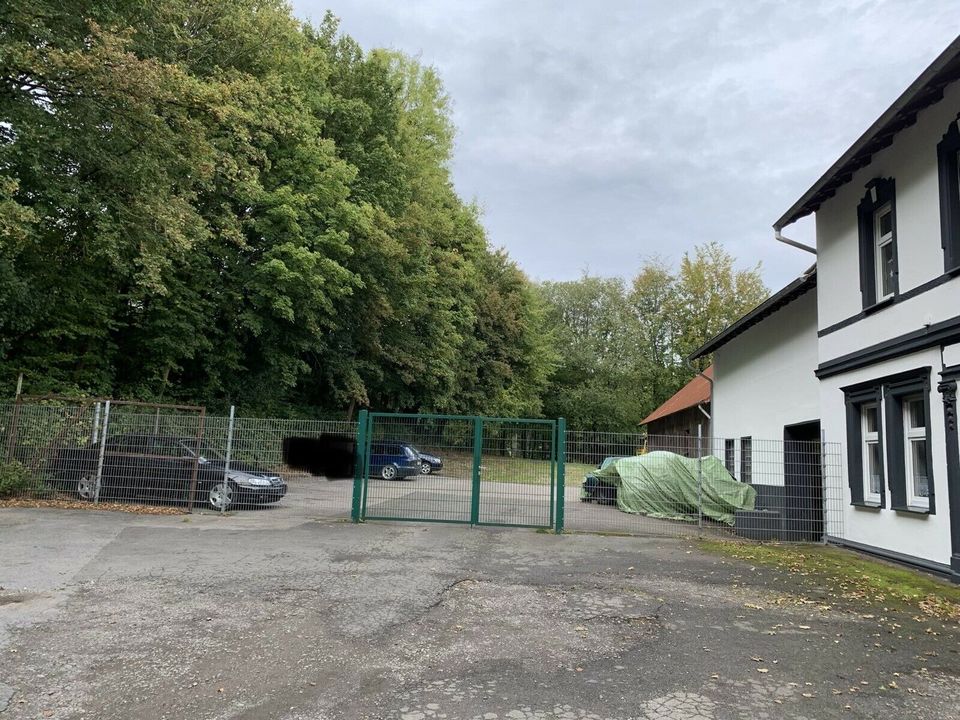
[291,0,958,289]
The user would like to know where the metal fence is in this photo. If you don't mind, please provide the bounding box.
[0,400,844,542]
[352,412,562,529]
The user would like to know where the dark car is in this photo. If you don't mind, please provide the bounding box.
[49,433,286,511]
[369,441,421,480]
[410,447,443,475]
[580,456,627,505]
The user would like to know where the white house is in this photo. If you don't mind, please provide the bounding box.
[694,36,960,580]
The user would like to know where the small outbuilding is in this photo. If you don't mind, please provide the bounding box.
[641,367,712,457]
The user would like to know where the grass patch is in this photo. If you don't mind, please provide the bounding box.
[426,451,595,486]
[700,539,960,622]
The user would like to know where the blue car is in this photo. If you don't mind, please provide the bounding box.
[369,441,421,480]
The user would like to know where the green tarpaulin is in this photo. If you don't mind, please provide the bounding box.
[595,451,756,526]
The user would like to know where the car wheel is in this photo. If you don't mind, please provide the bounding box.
[381,465,397,480]
[420,461,432,475]
[208,482,233,511]
[76,474,98,501]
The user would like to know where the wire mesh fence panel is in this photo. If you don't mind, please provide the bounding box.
[360,414,476,523]
[85,402,208,510]
[477,419,556,528]
[204,414,358,517]
[0,399,102,501]
[563,432,845,542]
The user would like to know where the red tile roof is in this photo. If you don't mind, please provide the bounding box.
[640,366,712,426]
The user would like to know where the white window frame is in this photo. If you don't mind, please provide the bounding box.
[902,395,930,509]
[874,202,895,301]
[861,402,882,504]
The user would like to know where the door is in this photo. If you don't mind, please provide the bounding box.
[783,421,823,541]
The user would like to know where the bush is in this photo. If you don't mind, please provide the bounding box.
[0,461,41,498]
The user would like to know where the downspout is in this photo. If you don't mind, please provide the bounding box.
[774,229,817,255]
[685,357,712,421]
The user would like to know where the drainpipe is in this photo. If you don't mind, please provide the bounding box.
[685,357,713,422]
[774,229,817,255]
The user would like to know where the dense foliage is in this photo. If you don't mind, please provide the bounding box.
[0,2,767,427]
[538,243,768,431]
[0,1,552,416]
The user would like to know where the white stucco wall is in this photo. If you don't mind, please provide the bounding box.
[712,289,820,485]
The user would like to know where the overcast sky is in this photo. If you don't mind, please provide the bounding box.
[291,1,958,291]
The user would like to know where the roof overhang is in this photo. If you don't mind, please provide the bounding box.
[774,35,960,231]
[689,266,816,360]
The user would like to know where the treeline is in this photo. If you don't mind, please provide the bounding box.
[0,1,768,429]
[539,243,767,431]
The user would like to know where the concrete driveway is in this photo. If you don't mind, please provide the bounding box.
[0,508,958,719]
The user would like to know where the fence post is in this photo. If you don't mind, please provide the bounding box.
[351,409,368,522]
[93,400,110,504]
[470,417,483,525]
[222,405,236,515]
[696,423,703,531]
[90,402,101,445]
[555,417,566,534]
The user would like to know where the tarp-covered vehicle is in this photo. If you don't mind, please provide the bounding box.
[591,451,756,526]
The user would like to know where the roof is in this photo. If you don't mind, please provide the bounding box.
[641,366,712,426]
[775,35,960,231]
[689,265,817,360]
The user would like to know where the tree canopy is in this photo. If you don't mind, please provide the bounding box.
[0,0,553,416]
[537,243,768,431]
[0,2,767,427]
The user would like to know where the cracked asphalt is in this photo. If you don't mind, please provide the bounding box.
[1,507,958,719]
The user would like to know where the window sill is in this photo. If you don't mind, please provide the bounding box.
[863,296,895,315]
[893,505,932,516]
[852,500,883,510]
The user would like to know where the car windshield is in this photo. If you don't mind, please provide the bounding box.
[180,439,225,461]
[599,456,622,470]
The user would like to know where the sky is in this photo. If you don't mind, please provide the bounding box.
[290,0,959,291]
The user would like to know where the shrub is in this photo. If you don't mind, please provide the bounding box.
[0,461,41,498]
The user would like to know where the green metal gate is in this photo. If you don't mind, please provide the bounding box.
[350,411,566,532]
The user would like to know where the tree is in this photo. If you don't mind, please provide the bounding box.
[536,245,768,431]
[665,242,769,370]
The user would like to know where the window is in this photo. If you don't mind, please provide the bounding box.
[874,203,895,300]
[844,369,935,514]
[856,178,898,308]
[885,375,935,514]
[861,403,883,503]
[903,397,930,506]
[724,439,735,474]
[938,120,960,272]
[740,436,752,484]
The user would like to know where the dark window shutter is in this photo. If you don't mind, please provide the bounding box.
[856,196,876,308]
[938,121,960,272]
[885,391,908,511]
[846,400,865,504]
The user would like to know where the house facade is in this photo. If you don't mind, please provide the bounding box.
[696,37,960,579]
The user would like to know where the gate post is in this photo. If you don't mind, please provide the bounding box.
[351,409,368,522]
[555,417,566,534]
[470,417,483,525]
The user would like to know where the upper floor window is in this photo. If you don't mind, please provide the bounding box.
[856,178,898,309]
[937,120,960,272]
[874,203,895,300]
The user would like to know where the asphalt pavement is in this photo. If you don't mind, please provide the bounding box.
[0,507,958,719]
